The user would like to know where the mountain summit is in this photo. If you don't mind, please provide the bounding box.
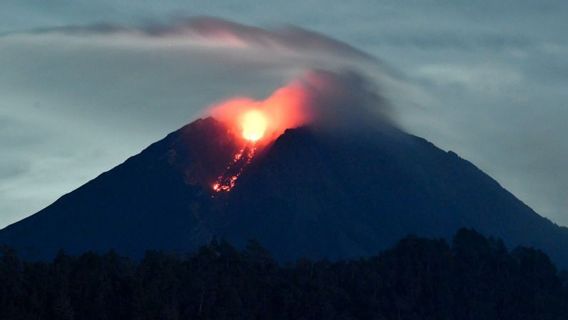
[2,117,567,266]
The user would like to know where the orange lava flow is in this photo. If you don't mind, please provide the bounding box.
[208,79,313,193]
[212,144,256,193]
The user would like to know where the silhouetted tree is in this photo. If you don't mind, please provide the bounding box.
[1,230,567,320]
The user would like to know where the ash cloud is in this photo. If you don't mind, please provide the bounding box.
[296,69,393,131]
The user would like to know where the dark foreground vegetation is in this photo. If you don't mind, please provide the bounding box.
[1,229,568,320]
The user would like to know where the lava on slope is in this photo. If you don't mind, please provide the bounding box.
[208,79,311,193]
[212,144,256,192]
[206,69,390,193]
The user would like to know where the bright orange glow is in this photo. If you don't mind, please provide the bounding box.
[208,78,312,145]
[241,110,267,142]
[212,145,256,193]
[207,76,316,193]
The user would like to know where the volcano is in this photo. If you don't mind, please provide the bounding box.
[1,117,568,266]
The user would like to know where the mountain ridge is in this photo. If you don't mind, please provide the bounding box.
[2,117,567,267]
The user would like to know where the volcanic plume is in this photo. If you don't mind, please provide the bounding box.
[207,69,392,192]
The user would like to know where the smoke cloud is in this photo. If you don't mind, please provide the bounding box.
[208,68,393,141]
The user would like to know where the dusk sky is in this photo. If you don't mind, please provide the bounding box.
[1,0,567,228]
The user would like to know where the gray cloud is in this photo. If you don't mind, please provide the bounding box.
[10,16,374,61]
[115,17,371,61]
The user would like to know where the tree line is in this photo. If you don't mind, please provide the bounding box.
[1,228,568,320]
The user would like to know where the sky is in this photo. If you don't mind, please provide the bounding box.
[1,1,567,228]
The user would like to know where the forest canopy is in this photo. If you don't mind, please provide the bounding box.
[1,228,567,320]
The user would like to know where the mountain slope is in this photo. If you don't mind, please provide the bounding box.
[0,118,236,259]
[223,126,568,263]
[1,117,567,266]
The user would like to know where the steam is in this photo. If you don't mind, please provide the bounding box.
[294,69,393,130]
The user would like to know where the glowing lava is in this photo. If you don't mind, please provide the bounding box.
[211,109,268,193]
[241,110,267,142]
[209,78,312,145]
[212,109,268,193]
[212,145,256,193]
[208,78,313,193]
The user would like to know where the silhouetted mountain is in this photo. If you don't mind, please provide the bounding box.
[1,117,567,267]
